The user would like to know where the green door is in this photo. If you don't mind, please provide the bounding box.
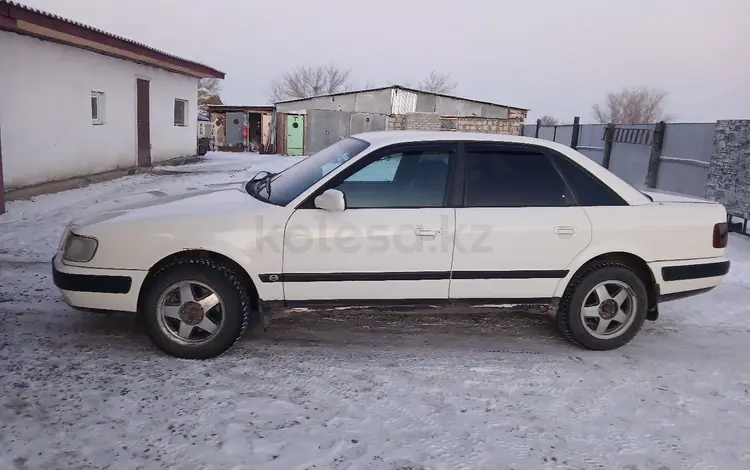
[286,115,304,156]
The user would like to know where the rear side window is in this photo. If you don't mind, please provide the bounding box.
[464,145,571,207]
[549,152,627,206]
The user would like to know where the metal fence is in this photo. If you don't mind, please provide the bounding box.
[522,120,715,198]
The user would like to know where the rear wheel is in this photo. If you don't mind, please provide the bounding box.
[141,258,254,359]
[556,262,648,350]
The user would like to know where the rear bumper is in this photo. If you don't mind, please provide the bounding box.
[52,254,146,313]
[661,260,730,282]
[649,257,730,298]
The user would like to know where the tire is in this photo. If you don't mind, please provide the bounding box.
[556,262,648,351]
[141,258,254,359]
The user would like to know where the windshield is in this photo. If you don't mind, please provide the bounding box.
[257,137,370,206]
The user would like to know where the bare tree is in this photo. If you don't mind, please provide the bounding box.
[198,78,223,116]
[270,64,353,102]
[592,87,673,124]
[199,77,223,94]
[538,115,559,126]
[198,88,222,115]
[416,70,457,94]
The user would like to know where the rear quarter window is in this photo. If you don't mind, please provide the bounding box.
[550,152,628,206]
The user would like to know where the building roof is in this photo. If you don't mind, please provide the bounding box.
[207,104,276,113]
[274,85,529,111]
[0,1,224,78]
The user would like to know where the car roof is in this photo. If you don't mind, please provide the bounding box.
[352,130,569,152]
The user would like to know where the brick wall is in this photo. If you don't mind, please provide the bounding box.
[387,114,406,130]
[387,112,522,135]
[508,108,527,120]
[455,116,523,136]
[402,112,442,131]
[705,120,750,218]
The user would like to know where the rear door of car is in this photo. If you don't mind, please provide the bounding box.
[449,141,593,301]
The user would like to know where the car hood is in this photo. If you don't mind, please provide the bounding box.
[69,181,271,229]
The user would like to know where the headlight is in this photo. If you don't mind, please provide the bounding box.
[62,233,98,262]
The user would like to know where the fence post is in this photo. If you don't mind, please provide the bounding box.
[645,121,666,188]
[602,123,615,169]
[0,125,4,215]
[534,119,541,138]
[570,116,580,149]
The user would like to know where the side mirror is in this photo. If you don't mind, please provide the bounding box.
[314,189,346,212]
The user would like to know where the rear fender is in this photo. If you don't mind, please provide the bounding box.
[554,244,653,298]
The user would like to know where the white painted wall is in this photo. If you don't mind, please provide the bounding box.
[0,31,199,189]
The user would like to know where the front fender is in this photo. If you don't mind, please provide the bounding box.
[69,214,288,301]
[137,226,286,301]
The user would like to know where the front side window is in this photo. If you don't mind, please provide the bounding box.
[464,145,570,207]
[174,99,188,126]
[258,137,370,206]
[334,148,452,208]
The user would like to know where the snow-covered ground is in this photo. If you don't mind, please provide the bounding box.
[1,152,749,470]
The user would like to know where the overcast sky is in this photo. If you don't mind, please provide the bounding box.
[21,0,750,122]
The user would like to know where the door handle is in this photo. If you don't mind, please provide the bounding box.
[554,226,576,236]
[415,228,440,237]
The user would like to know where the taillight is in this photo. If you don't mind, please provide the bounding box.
[713,222,728,248]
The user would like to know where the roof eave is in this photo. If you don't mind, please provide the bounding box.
[0,1,224,79]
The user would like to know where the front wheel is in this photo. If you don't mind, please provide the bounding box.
[141,258,254,359]
[556,262,648,350]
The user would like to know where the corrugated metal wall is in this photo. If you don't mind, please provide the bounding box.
[304,110,388,154]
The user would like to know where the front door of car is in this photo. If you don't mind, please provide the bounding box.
[450,142,593,301]
[281,142,458,303]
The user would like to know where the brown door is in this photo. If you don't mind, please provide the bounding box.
[136,79,151,166]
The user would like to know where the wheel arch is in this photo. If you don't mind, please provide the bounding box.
[557,251,657,308]
[136,249,260,318]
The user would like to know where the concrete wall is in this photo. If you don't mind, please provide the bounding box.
[275,89,393,115]
[705,120,750,218]
[411,90,521,119]
[434,95,510,118]
[0,31,199,189]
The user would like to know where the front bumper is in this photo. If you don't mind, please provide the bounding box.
[52,253,147,313]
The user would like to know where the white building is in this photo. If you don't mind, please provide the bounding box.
[0,1,224,205]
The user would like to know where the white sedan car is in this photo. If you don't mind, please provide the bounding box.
[52,131,731,359]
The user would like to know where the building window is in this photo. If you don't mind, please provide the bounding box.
[91,91,104,125]
[174,99,188,126]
